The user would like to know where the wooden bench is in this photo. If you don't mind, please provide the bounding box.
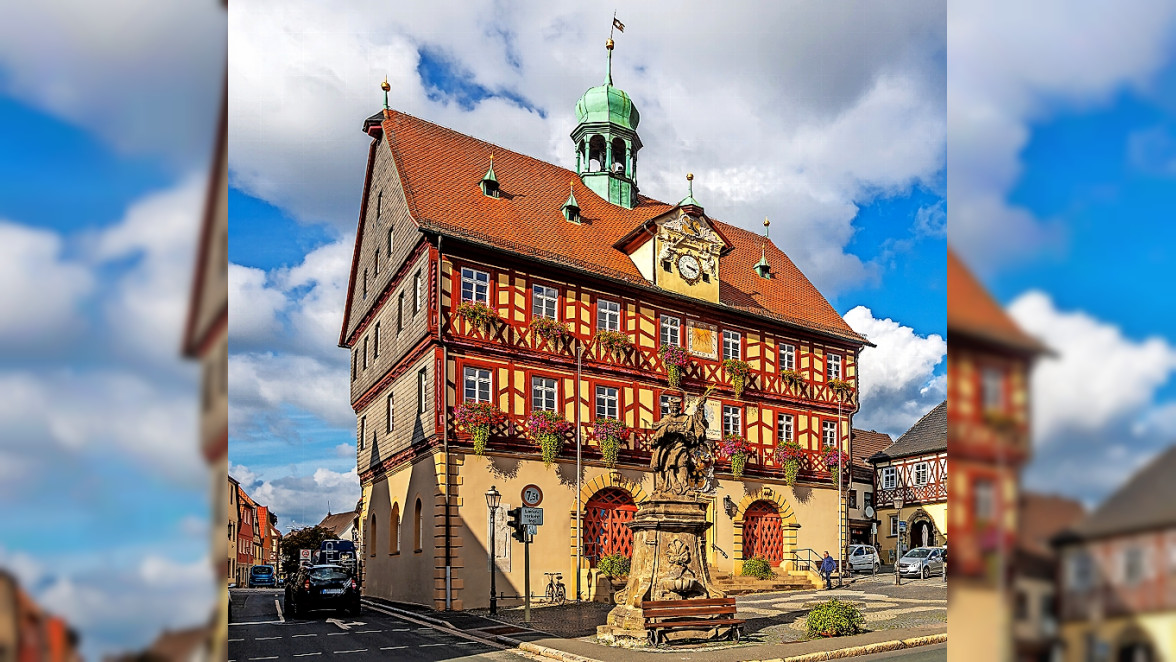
[641,598,744,645]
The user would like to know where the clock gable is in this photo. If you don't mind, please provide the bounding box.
[651,208,724,303]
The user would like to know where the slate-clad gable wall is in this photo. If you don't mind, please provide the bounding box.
[345,138,426,344]
[357,351,435,473]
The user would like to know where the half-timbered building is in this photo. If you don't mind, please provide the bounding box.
[849,429,892,546]
[340,41,869,611]
[869,402,947,563]
[947,247,1049,662]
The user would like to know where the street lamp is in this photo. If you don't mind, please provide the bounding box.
[485,485,502,615]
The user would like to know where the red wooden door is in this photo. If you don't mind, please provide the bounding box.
[583,488,637,564]
[743,500,783,562]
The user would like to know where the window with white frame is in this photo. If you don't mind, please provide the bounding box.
[659,393,677,418]
[417,369,427,413]
[914,462,930,486]
[722,330,741,361]
[881,466,897,490]
[822,420,837,447]
[533,284,559,320]
[890,515,899,537]
[460,267,490,304]
[722,405,742,436]
[660,315,681,347]
[973,478,995,521]
[595,385,618,419]
[1123,547,1146,586]
[597,300,620,331]
[1068,553,1093,591]
[777,413,794,444]
[532,376,557,412]
[779,343,795,371]
[826,353,842,380]
[463,367,492,403]
[414,270,423,313]
[982,366,1004,411]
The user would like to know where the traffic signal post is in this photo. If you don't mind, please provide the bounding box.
[505,506,542,624]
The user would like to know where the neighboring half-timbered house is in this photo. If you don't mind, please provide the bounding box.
[340,41,869,611]
[869,402,947,563]
[947,247,1049,662]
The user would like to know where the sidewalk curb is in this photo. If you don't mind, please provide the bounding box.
[749,632,947,662]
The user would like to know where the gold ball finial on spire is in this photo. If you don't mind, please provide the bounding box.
[380,77,391,93]
[686,173,694,181]
[606,38,614,50]
[764,217,770,228]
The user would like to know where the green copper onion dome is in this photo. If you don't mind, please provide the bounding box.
[574,39,640,130]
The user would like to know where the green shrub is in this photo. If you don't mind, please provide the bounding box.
[597,553,631,578]
[805,598,864,637]
[740,557,776,579]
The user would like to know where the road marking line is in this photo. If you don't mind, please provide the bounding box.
[353,630,382,634]
[249,657,278,660]
[228,639,243,642]
[255,636,282,641]
[230,621,283,626]
[327,632,349,636]
[380,647,407,651]
[292,653,321,657]
[274,599,284,623]
[359,600,507,653]
[291,633,317,638]
[390,628,410,632]
[420,643,447,647]
[333,650,367,654]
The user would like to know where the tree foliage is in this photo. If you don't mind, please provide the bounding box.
[280,525,337,577]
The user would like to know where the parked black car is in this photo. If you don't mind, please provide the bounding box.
[284,564,360,618]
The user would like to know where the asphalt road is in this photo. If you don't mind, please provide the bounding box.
[857,643,946,661]
[228,589,519,661]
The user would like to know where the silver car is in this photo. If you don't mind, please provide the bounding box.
[897,547,945,578]
[847,544,880,573]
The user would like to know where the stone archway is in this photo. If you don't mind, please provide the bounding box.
[1116,626,1156,662]
[733,489,799,569]
[906,508,941,549]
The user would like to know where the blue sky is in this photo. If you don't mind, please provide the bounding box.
[226,2,949,532]
[947,2,1176,507]
[0,1,224,659]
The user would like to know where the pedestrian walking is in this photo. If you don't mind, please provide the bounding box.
[820,551,836,590]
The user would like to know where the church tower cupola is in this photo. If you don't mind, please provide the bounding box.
[571,38,642,209]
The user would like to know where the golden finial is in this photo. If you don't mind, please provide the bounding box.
[763,217,770,229]
[686,173,694,181]
[606,38,614,50]
[381,76,390,110]
[489,153,494,161]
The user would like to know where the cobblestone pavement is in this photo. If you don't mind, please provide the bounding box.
[736,571,947,643]
[470,571,945,646]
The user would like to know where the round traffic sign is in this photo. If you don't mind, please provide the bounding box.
[521,484,543,507]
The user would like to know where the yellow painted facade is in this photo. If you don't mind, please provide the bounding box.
[1060,615,1176,662]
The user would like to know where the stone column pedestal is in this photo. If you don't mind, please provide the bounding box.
[597,497,730,643]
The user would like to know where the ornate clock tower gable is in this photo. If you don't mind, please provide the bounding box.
[652,205,725,303]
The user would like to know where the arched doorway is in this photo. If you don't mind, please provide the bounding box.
[1117,627,1156,662]
[583,487,637,565]
[742,500,784,562]
[910,520,936,548]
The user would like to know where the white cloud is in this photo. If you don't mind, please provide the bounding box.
[1008,290,1176,443]
[229,352,352,434]
[228,264,286,345]
[947,0,1176,274]
[0,369,202,484]
[844,306,946,437]
[0,221,93,350]
[89,175,206,371]
[0,0,225,167]
[248,466,361,532]
[228,1,945,296]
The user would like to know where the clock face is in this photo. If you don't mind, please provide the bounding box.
[678,254,701,281]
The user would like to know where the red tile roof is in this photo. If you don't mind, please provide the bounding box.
[1017,492,1085,558]
[947,247,1046,354]
[375,110,865,345]
[851,428,894,469]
